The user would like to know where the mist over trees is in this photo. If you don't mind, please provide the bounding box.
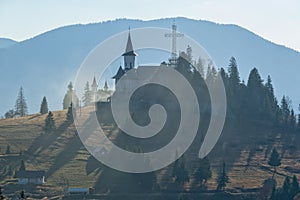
[63,82,79,109]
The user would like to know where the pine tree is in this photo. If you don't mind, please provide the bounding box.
[280,96,291,128]
[270,180,277,200]
[194,157,212,188]
[195,57,205,78]
[216,162,230,191]
[298,104,300,131]
[264,75,277,123]
[268,148,281,179]
[15,87,28,117]
[282,176,291,199]
[172,156,189,186]
[228,57,240,87]
[291,175,299,198]
[290,109,296,131]
[4,109,15,118]
[44,111,56,133]
[63,82,79,109]
[246,67,273,122]
[40,96,48,114]
[66,103,75,123]
[82,81,92,106]
[19,160,26,171]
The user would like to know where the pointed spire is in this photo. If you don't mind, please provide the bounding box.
[122,31,137,56]
[104,80,108,91]
[91,76,98,88]
[125,32,133,53]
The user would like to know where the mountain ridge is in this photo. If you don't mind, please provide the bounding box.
[1,17,300,115]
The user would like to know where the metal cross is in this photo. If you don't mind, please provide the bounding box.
[165,23,184,65]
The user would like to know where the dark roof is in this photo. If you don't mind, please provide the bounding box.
[122,32,137,56]
[16,170,45,178]
[112,66,125,79]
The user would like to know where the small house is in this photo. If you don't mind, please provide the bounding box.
[16,170,45,185]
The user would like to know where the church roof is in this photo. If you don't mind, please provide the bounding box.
[112,66,125,79]
[122,32,137,56]
[17,170,45,178]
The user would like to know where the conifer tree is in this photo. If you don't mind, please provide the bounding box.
[268,148,281,178]
[228,57,240,88]
[298,104,300,131]
[4,109,15,118]
[40,96,48,114]
[280,96,291,128]
[82,81,91,106]
[291,175,299,198]
[172,156,189,186]
[247,68,265,120]
[195,57,205,78]
[66,103,75,123]
[290,109,296,131]
[216,162,230,191]
[282,176,291,198]
[15,87,28,117]
[44,111,56,133]
[194,157,212,188]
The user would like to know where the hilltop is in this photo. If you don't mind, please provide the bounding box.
[0,107,300,199]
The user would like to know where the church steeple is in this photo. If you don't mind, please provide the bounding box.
[91,76,98,90]
[122,31,137,71]
[103,80,108,92]
[91,76,98,102]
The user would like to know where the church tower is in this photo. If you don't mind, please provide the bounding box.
[122,31,137,71]
[91,76,98,102]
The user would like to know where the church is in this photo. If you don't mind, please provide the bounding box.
[111,24,182,94]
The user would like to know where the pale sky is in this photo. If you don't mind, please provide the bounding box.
[1,0,300,51]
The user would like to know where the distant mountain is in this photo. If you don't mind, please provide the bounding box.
[1,17,300,115]
[0,38,17,48]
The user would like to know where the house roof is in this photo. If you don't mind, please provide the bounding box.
[112,66,125,79]
[16,170,45,178]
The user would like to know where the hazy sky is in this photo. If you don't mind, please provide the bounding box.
[1,0,300,51]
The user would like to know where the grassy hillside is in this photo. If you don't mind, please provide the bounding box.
[0,108,299,198]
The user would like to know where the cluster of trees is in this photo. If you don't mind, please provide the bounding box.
[3,82,78,134]
[171,155,230,191]
[217,57,299,130]
[3,81,79,119]
[270,175,299,200]
[178,47,300,131]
